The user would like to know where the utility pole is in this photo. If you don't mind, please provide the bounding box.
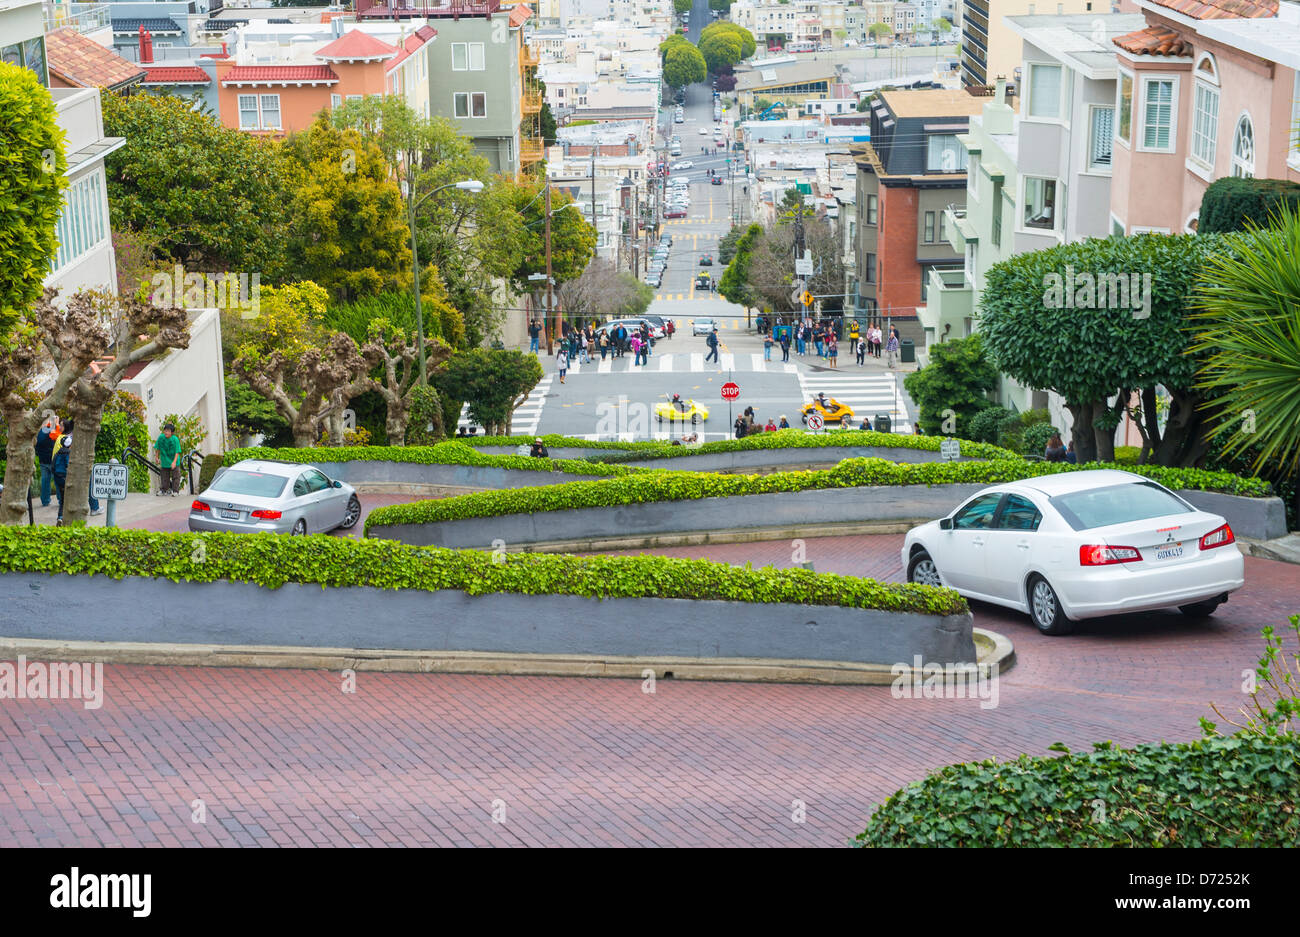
[590,149,597,243]
[545,183,555,354]
[632,187,640,276]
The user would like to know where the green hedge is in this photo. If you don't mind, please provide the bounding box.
[365,457,1272,531]
[1198,176,1300,235]
[0,526,966,617]
[856,734,1300,847]
[223,442,641,478]
[469,429,1022,462]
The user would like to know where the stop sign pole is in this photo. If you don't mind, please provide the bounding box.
[721,374,740,431]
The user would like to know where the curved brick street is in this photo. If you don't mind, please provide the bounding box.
[1,534,1295,847]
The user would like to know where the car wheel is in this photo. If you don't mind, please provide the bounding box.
[800,413,808,424]
[1028,575,1073,635]
[657,414,663,424]
[907,551,942,588]
[338,495,361,530]
[1179,599,1222,618]
[691,413,699,424]
[291,519,307,536]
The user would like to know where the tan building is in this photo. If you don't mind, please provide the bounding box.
[961,0,1102,87]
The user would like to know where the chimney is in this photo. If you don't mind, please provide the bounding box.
[982,75,1014,135]
[140,27,154,65]
[332,16,345,38]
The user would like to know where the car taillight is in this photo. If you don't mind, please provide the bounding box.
[250,509,282,520]
[1079,544,1142,566]
[192,500,210,512]
[1199,523,1235,550]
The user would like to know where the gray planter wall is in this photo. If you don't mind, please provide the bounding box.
[309,461,609,491]
[0,574,976,667]
[374,483,1288,548]
[474,445,980,472]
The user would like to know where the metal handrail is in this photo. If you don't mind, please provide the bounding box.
[123,446,203,494]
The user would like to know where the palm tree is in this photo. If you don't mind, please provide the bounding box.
[1189,201,1300,474]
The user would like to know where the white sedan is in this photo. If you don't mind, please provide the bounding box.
[901,469,1245,635]
[671,160,694,170]
[698,127,709,135]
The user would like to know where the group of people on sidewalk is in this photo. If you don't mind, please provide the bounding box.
[31,417,183,525]
[733,406,791,438]
[553,320,661,383]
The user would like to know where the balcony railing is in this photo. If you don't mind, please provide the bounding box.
[930,266,967,289]
[521,90,543,114]
[519,137,544,164]
[521,46,540,69]
[43,2,110,34]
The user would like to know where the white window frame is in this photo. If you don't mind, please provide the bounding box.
[1115,67,1134,149]
[452,42,467,70]
[259,94,281,130]
[1131,225,1171,235]
[1231,112,1256,178]
[1087,104,1114,173]
[471,91,487,118]
[1026,61,1064,122]
[331,93,342,109]
[453,92,469,118]
[1289,70,1300,172]
[1137,74,1178,154]
[1021,175,1059,233]
[1188,53,1219,172]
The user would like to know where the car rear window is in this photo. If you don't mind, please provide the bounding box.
[1049,482,1191,531]
[209,469,287,499]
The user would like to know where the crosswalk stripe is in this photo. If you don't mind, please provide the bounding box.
[658,354,673,371]
[719,352,735,370]
[750,353,764,371]
[691,352,704,370]
[597,357,612,373]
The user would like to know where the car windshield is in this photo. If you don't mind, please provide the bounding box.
[209,469,287,499]
[1049,482,1192,531]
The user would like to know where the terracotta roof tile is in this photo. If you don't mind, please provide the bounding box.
[316,29,398,61]
[142,66,211,85]
[45,27,146,90]
[1145,0,1277,19]
[220,65,340,85]
[509,4,532,28]
[1113,24,1193,56]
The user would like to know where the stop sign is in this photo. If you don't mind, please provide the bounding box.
[721,382,740,401]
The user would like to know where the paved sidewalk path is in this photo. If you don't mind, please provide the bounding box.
[0,535,1294,847]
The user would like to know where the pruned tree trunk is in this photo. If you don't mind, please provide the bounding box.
[0,432,38,526]
[62,384,111,526]
[1068,401,1097,464]
[1150,388,1208,468]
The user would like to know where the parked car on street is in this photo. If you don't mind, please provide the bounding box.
[691,317,716,335]
[902,470,1246,635]
[189,461,361,536]
[665,208,687,218]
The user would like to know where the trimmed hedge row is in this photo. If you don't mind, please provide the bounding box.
[365,457,1273,531]
[470,429,1021,462]
[223,442,640,478]
[856,734,1300,847]
[0,526,967,616]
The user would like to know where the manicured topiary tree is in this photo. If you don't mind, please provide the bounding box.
[1198,176,1300,235]
[979,233,1227,465]
[902,334,998,436]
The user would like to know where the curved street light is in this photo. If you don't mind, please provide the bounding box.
[410,179,484,385]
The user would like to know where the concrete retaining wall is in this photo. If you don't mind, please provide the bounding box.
[0,573,976,667]
[301,460,609,492]
[474,444,980,472]
[375,483,1288,548]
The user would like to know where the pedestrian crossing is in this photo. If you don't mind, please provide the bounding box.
[563,353,801,375]
[797,369,913,433]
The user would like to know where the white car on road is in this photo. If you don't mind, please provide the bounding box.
[901,469,1245,635]
[691,317,716,335]
[671,160,694,170]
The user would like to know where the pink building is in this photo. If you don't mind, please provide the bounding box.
[1108,0,1300,236]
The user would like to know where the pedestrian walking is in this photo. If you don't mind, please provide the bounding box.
[873,325,883,358]
[705,326,720,364]
[34,417,57,507]
[528,319,541,354]
[827,335,838,368]
[885,327,900,369]
[779,332,791,362]
[599,333,609,360]
[557,348,569,384]
[814,330,824,358]
[849,321,860,357]
[155,421,183,496]
[52,435,70,524]
[763,333,773,361]
[856,334,866,365]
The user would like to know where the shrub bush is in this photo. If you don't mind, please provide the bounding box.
[967,407,1012,445]
[0,526,966,617]
[1019,422,1059,459]
[1198,176,1300,235]
[364,457,1272,531]
[223,441,641,478]
[855,733,1300,847]
[1114,445,1140,465]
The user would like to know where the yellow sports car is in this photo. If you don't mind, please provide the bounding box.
[801,394,854,424]
[655,394,710,424]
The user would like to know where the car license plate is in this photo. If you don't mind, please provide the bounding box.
[1155,543,1184,561]
[220,509,240,520]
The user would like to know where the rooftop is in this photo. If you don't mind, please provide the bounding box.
[315,29,399,62]
[734,59,839,91]
[1113,24,1193,56]
[1005,13,1148,77]
[1143,0,1277,18]
[879,88,985,119]
[45,27,145,90]
[1196,1,1300,68]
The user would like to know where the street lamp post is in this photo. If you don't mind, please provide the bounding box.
[409,178,484,385]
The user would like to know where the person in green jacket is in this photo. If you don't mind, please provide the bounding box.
[154,422,182,496]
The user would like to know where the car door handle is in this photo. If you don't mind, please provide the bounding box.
[971,537,984,547]
[1017,541,1031,550]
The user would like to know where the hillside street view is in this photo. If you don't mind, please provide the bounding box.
[1,0,1298,872]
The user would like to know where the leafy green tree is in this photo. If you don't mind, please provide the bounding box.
[673,0,691,12]
[979,233,1226,465]
[225,372,291,446]
[699,32,743,73]
[435,349,543,436]
[701,21,756,59]
[1190,203,1300,475]
[708,0,732,11]
[903,335,1001,436]
[663,44,708,88]
[101,92,290,278]
[0,63,66,342]
[363,319,452,445]
[719,223,761,311]
[281,116,412,303]
[508,183,596,292]
[718,225,744,264]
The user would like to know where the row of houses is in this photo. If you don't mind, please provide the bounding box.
[729,0,961,48]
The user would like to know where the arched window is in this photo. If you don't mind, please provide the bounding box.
[1232,114,1255,178]
[1190,54,1220,167]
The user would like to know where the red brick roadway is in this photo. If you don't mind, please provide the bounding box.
[1,530,1295,847]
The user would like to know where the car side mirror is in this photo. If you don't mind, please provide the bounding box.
[332,480,343,489]
[939,517,953,531]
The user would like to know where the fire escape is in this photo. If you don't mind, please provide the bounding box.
[519,42,544,172]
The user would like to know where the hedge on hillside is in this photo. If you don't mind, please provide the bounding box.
[1198,176,1300,235]
[364,457,1272,531]
[469,429,1021,462]
[222,442,640,478]
[0,527,967,617]
[855,733,1300,847]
